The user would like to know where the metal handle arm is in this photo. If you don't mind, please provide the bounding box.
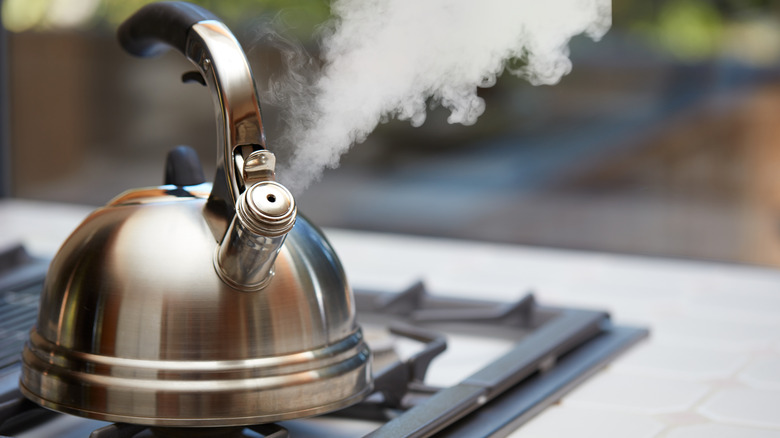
[118,2,267,240]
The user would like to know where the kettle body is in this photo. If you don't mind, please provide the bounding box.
[22,184,371,425]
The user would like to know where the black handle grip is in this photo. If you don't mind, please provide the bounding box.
[118,1,219,57]
[164,145,206,186]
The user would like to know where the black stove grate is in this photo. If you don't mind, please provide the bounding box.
[0,245,647,438]
[0,246,47,377]
[347,283,646,437]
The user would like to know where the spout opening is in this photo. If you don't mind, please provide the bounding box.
[239,181,296,237]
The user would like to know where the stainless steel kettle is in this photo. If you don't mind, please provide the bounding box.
[20,2,372,427]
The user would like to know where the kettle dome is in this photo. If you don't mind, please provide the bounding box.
[21,185,372,426]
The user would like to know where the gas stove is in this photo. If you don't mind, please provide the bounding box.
[0,244,646,437]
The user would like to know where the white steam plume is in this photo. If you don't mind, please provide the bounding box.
[270,0,611,193]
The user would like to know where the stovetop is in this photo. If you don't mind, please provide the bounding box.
[0,244,646,437]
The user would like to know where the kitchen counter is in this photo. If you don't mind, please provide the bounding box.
[3,198,780,438]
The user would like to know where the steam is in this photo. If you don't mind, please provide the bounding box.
[264,0,611,194]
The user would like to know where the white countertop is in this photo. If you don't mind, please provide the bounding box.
[3,199,780,438]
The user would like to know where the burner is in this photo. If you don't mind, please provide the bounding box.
[0,245,647,437]
[90,424,287,438]
[147,426,246,438]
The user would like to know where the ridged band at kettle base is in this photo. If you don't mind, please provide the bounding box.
[20,329,372,426]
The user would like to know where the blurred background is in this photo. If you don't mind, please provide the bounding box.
[3,0,780,267]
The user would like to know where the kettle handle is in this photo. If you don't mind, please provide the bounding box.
[118,2,218,57]
[118,2,267,241]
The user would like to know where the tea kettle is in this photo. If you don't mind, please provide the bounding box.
[20,1,372,427]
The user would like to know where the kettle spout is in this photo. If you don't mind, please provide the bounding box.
[215,180,297,290]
